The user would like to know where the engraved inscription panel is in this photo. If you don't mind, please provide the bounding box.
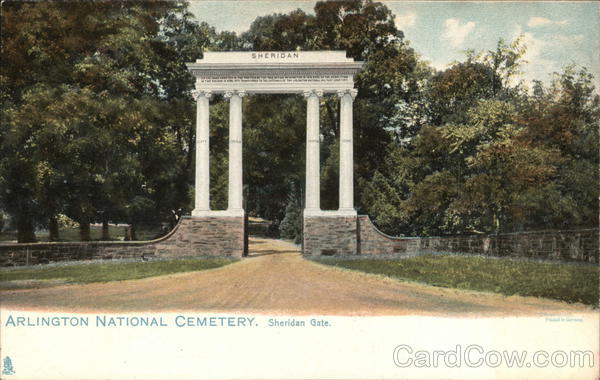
[198,74,351,84]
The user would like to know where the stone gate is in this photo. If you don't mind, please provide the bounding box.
[185,51,364,256]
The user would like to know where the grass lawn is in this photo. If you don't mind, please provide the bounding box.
[0,257,237,285]
[319,255,599,306]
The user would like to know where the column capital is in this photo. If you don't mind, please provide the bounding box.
[336,89,358,100]
[224,90,247,99]
[303,89,324,99]
[191,89,212,101]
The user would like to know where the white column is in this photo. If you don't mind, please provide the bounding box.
[225,90,246,214]
[338,89,357,211]
[304,89,323,212]
[191,89,212,216]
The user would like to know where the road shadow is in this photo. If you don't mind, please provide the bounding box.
[246,249,298,258]
[246,237,300,258]
[247,239,268,246]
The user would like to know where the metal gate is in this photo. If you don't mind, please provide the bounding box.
[243,185,249,256]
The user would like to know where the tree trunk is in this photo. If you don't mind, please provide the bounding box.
[101,220,110,240]
[79,222,91,241]
[17,217,36,243]
[186,127,195,172]
[130,223,138,241]
[325,98,339,139]
[49,215,60,241]
[492,210,501,235]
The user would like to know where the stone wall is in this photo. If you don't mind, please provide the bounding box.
[357,215,599,263]
[356,215,419,255]
[2,213,596,265]
[157,216,244,258]
[418,230,599,262]
[303,215,357,256]
[0,216,244,267]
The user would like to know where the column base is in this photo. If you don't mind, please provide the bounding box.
[303,213,357,256]
[156,216,244,258]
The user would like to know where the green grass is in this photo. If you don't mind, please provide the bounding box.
[0,258,237,285]
[319,255,600,306]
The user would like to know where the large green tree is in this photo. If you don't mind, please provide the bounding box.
[0,1,213,241]
[361,36,598,236]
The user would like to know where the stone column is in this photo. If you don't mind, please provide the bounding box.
[225,90,246,214]
[191,89,212,216]
[304,89,323,212]
[338,89,357,211]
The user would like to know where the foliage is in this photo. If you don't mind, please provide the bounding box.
[1,0,597,243]
[236,0,426,211]
[320,256,600,306]
[0,1,214,241]
[361,36,599,236]
[56,214,79,230]
[243,95,305,221]
[279,190,302,244]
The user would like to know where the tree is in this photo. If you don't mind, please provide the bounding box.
[279,189,302,244]
[2,1,596,243]
[1,1,209,241]
[241,1,426,214]
[518,66,600,229]
[361,35,598,236]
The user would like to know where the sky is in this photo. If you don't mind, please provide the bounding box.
[189,1,600,89]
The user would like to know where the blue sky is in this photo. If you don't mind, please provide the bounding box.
[189,1,599,89]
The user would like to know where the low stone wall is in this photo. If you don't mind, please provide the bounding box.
[0,216,244,267]
[357,215,418,255]
[419,230,599,262]
[357,216,599,263]
[303,215,357,256]
[3,213,596,265]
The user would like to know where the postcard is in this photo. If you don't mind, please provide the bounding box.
[1,1,598,379]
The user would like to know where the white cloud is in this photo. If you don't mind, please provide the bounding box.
[513,24,584,64]
[513,24,544,63]
[517,28,587,89]
[527,16,568,28]
[441,18,476,47]
[395,12,416,29]
[511,24,565,88]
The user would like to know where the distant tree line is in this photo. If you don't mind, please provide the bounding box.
[1,0,598,242]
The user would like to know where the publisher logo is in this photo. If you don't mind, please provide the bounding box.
[2,356,15,375]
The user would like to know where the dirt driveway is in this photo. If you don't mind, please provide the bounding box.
[0,238,594,316]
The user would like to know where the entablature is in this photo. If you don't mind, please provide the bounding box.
[186,51,364,94]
